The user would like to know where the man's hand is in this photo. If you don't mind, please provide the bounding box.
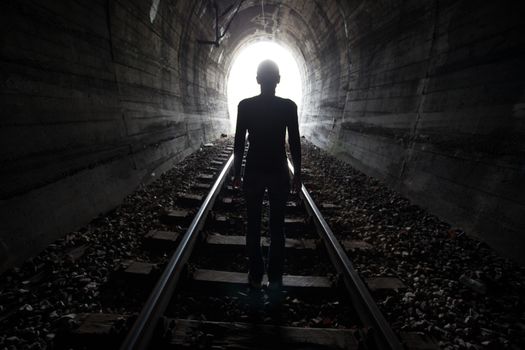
[291,175,301,194]
[233,176,242,190]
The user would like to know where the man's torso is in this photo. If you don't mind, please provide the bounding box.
[239,95,294,175]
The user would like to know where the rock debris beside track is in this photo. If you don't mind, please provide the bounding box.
[0,136,524,350]
[300,140,525,350]
[0,138,231,350]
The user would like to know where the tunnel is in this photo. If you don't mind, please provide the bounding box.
[0,0,524,348]
[2,0,523,269]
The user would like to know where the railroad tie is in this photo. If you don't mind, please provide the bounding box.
[284,217,307,231]
[365,277,406,292]
[160,209,192,225]
[188,269,335,297]
[206,166,219,172]
[197,173,215,182]
[192,182,211,190]
[205,234,317,253]
[342,240,374,252]
[143,230,180,251]
[55,313,127,348]
[176,192,204,207]
[165,319,360,349]
[116,261,160,287]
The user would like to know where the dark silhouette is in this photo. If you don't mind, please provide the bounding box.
[233,59,301,290]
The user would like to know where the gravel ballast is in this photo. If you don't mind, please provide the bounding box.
[0,137,523,350]
[300,140,525,350]
[0,139,231,349]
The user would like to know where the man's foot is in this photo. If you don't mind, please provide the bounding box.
[266,274,283,290]
[266,280,283,292]
[266,279,284,307]
[248,274,262,290]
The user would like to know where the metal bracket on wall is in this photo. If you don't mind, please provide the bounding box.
[197,0,245,47]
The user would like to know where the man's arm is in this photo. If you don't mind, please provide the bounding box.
[288,101,301,179]
[233,101,247,180]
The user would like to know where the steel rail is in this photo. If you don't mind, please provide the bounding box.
[120,155,234,350]
[288,159,403,350]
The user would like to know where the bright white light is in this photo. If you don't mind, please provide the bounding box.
[227,41,303,132]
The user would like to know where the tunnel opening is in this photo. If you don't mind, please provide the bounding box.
[1,1,525,349]
[226,41,303,131]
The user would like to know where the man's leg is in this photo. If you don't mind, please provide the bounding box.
[266,172,289,284]
[244,175,266,284]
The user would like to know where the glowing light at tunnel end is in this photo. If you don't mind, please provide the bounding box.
[227,41,303,132]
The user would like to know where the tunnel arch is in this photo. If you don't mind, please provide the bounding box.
[211,0,351,147]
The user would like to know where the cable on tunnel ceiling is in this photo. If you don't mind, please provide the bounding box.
[197,0,246,47]
[260,0,266,31]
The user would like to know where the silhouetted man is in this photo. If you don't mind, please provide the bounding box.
[233,59,301,290]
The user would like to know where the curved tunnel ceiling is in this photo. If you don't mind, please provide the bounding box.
[215,0,350,141]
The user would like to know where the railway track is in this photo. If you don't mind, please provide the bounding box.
[58,143,405,350]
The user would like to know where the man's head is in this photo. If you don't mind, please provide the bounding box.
[256,59,280,87]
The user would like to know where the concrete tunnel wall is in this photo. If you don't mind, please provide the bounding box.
[0,0,230,271]
[0,0,524,271]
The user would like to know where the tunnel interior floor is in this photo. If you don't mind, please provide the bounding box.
[300,141,525,349]
[0,137,523,349]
